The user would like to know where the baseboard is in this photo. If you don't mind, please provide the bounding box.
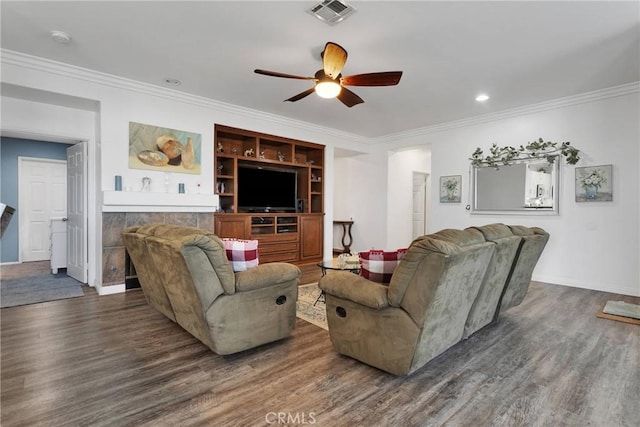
[533,275,640,297]
[0,261,21,266]
[96,283,126,295]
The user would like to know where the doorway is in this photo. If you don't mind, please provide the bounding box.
[18,157,68,262]
[10,139,88,284]
[412,172,430,239]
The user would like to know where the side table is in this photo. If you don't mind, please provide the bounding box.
[315,258,360,305]
[333,220,354,254]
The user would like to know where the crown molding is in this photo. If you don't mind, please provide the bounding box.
[2,50,637,149]
[0,49,367,145]
[373,81,640,146]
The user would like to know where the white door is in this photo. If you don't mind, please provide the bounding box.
[412,172,429,239]
[18,158,67,261]
[66,143,87,283]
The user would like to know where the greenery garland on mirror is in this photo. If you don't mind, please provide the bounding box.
[470,138,580,168]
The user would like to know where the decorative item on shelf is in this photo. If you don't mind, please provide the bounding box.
[294,156,299,163]
[216,181,225,194]
[259,151,266,159]
[244,148,254,157]
[115,175,122,191]
[178,183,185,194]
[231,147,237,155]
[575,164,612,202]
[277,151,285,161]
[217,163,224,175]
[306,160,315,165]
[470,138,580,169]
[217,142,224,153]
[440,175,461,203]
[311,173,317,181]
[141,177,151,192]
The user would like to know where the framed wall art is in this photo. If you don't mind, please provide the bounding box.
[575,164,612,202]
[440,175,462,203]
[129,121,202,175]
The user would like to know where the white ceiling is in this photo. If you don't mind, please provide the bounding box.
[1,1,638,138]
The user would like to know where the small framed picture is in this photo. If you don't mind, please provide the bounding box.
[575,165,612,202]
[440,175,462,203]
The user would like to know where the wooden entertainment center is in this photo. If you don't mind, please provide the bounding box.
[213,124,324,264]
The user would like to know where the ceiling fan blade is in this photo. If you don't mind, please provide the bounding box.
[341,71,403,87]
[285,87,316,102]
[254,69,315,80]
[322,42,348,79]
[337,87,364,108]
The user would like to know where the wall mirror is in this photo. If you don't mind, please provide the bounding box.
[470,156,560,215]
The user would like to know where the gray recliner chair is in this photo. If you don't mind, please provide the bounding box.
[318,228,495,376]
[463,224,550,338]
[463,223,522,338]
[122,224,301,355]
[497,225,549,314]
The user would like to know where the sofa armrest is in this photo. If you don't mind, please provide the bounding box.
[319,271,389,309]
[235,262,301,292]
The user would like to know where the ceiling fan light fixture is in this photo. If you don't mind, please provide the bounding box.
[315,81,341,98]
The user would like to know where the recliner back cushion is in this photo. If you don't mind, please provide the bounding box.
[499,225,549,311]
[387,236,460,307]
[136,224,236,294]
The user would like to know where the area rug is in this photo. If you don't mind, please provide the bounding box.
[1,272,84,308]
[296,283,328,330]
[596,300,640,325]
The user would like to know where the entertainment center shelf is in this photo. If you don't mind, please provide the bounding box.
[214,213,323,264]
[214,124,324,215]
[214,124,325,264]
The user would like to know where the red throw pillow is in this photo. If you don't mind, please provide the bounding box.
[359,249,407,284]
[221,238,259,272]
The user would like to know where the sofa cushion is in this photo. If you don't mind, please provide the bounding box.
[222,238,259,271]
[359,249,407,284]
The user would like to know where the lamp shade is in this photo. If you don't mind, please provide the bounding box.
[315,81,341,98]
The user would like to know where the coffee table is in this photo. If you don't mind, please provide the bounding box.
[314,259,360,305]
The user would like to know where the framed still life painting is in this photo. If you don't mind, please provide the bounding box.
[129,121,202,175]
[575,164,612,202]
[440,175,462,203]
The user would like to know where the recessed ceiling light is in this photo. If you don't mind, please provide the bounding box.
[50,30,72,44]
[475,94,490,102]
[163,78,181,86]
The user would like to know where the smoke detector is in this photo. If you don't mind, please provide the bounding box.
[307,0,357,26]
[50,30,72,44]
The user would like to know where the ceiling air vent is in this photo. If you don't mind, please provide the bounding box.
[307,0,357,26]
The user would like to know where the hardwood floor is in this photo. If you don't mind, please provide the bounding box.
[0,261,53,280]
[1,272,638,426]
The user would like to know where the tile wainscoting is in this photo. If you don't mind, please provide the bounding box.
[101,212,215,289]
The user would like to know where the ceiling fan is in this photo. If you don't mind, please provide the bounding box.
[254,42,403,107]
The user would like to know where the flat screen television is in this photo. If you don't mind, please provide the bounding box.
[237,165,297,212]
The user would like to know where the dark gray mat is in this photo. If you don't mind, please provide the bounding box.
[1,272,84,308]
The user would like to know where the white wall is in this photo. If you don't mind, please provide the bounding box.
[1,97,96,140]
[377,88,640,296]
[386,147,431,249]
[333,152,388,253]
